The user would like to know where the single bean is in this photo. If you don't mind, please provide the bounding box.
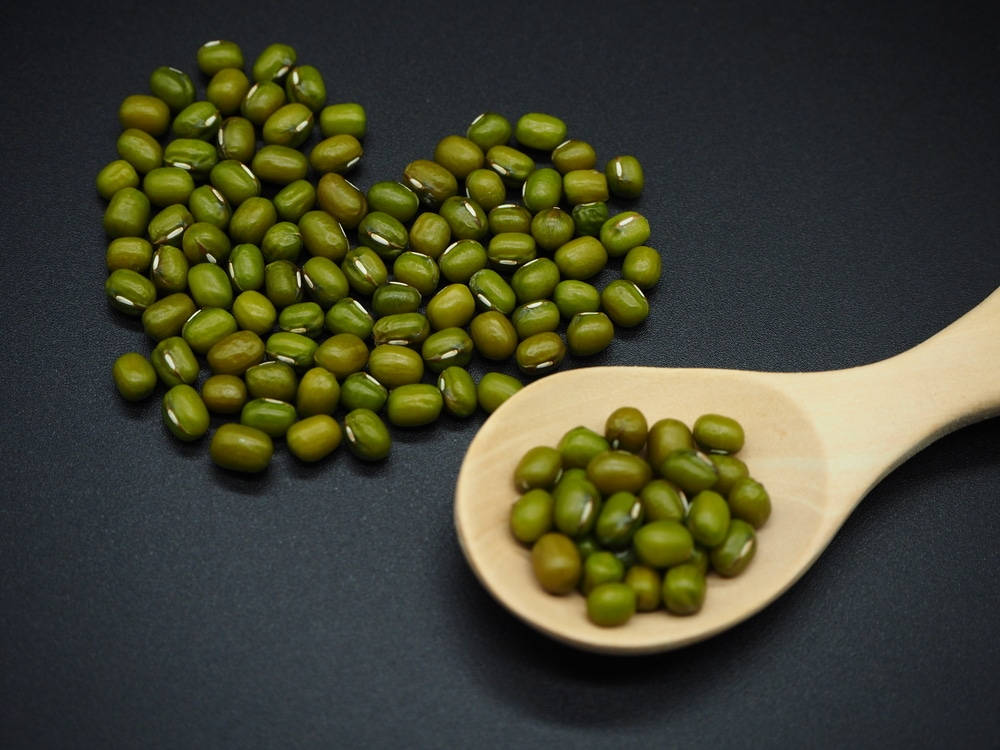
[149,66,195,112]
[251,42,296,82]
[106,237,153,273]
[324,297,373,338]
[240,397,297,437]
[371,312,430,347]
[386,383,443,427]
[206,68,250,116]
[438,239,487,283]
[421,327,474,373]
[476,372,522,413]
[188,184,231,229]
[150,337,199,387]
[339,372,388,412]
[464,168,506,212]
[366,181,420,224]
[314,332,369,379]
[286,415,342,462]
[512,300,561,339]
[710,454,749,495]
[265,330,318,370]
[210,423,273,473]
[285,65,327,112]
[622,245,661,289]
[686,490,731,547]
[530,206,575,251]
[531,532,581,595]
[660,450,719,495]
[552,474,601,537]
[206,330,266,376]
[632,520,694,569]
[600,279,649,327]
[105,268,156,315]
[341,246,388,296]
[510,488,555,545]
[319,102,366,138]
[437,366,478,418]
[217,115,258,163]
[198,40,245,76]
[316,173,367,229]
[605,155,644,199]
[624,565,661,612]
[727,477,771,528]
[710,519,757,577]
[228,243,266,292]
[425,283,476,330]
[693,413,746,454]
[600,211,650,257]
[309,134,363,174]
[141,292,196,341]
[586,582,636,627]
[244,360,298,402]
[112,352,157,401]
[232,290,277,334]
[563,169,608,205]
[187,262,233,309]
[515,331,566,376]
[104,187,150,238]
[393,251,439,297]
[96,159,139,200]
[554,236,607,280]
[514,112,567,151]
[586,450,652,495]
[551,139,596,173]
[581,551,626,595]
[434,134,485,179]
[409,212,452,258]
[647,418,696,468]
[343,408,391,461]
[566,311,614,357]
[595,491,645,550]
[368,344,424,389]
[201,374,248,414]
[558,426,610,469]
[241,81,286,125]
[296,367,340,416]
[468,311,518,361]
[162,384,210,441]
[639,479,688,523]
[662,563,706,615]
[252,145,309,184]
[514,445,564,491]
[265,259,306,308]
[150,244,190,293]
[181,307,238,354]
[402,159,458,207]
[171,101,221,140]
[466,112,512,151]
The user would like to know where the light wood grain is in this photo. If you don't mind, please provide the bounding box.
[454,289,1000,654]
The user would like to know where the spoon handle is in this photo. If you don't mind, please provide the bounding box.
[783,287,1000,507]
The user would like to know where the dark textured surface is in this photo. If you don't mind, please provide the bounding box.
[2,1,999,747]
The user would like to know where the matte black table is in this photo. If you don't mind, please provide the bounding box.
[3,1,998,746]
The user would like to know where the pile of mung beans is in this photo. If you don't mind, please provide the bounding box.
[510,410,770,627]
[101,40,660,472]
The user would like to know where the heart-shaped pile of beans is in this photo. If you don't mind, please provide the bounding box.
[101,40,659,472]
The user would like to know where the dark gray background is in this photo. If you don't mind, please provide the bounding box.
[2,0,999,747]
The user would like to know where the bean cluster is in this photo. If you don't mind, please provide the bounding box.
[510,410,771,627]
[101,40,661,472]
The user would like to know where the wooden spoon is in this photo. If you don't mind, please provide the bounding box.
[454,289,1000,654]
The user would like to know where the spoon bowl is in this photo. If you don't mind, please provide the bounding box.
[454,290,1000,654]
